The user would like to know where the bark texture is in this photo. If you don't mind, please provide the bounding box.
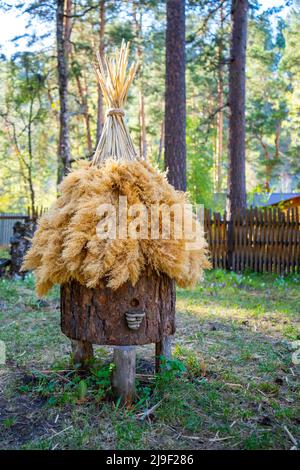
[227,0,248,217]
[61,272,176,346]
[96,0,105,145]
[226,0,248,270]
[56,0,71,185]
[133,2,147,159]
[165,0,186,191]
[215,5,224,194]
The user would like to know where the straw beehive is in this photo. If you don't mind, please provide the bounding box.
[22,42,210,298]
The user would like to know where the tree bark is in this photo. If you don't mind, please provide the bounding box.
[215,5,224,194]
[72,58,93,154]
[96,0,105,145]
[226,0,248,270]
[259,137,271,192]
[165,0,186,191]
[158,119,164,162]
[61,272,176,346]
[27,97,36,217]
[56,0,71,185]
[275,121,281,159]
[133,3,147,160]
[139,90,147,159]
[226,0,248,217]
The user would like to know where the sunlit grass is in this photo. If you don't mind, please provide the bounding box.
[0,269,299,450]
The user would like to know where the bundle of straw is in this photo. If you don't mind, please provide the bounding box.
[22,41,211,297]
[93,40,139,165]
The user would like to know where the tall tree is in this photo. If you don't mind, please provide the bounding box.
[165,0,186,191]
[226,0,248,216]
[56,0,72,185]
[215,3,225,194]
[226,0,248,270]
[0,52,54,213]
[133,1,147,160]
[96,0,106,145]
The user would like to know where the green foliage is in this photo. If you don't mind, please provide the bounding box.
[0,2,299,212]
[18,361,115,406]
[186,116,214,207]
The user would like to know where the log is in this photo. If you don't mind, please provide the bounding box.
[112,346,136,404]
[61,271,176,346]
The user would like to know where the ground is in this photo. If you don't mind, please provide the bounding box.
[0,267,299,450]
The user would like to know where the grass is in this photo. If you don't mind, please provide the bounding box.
[0,270,299,450]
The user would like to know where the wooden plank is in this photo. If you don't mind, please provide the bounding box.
[155,336,172,372]
[112,346,136,404]
[249,207,254,270]
[254,207,259,272]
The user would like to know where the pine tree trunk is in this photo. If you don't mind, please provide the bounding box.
[72,61,93,154]
[96,0,105,145]
[56,0,71,185]
[226,0,248,270]
[165,0,186,191]
[259,138,271,192]
[139,91,147,160]
[215,5,224,194]
[215,73,224,194]
[227,0,248,216]
[275,121,281,159]
[133,3,147,160]
[158,119,164,162]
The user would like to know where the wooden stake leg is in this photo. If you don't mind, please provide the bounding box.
[155,335,172,372]
[112,346,136,405]
[71,339,93,368]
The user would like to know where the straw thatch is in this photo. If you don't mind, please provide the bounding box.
[22,42,210,296]
[92,40,138,164]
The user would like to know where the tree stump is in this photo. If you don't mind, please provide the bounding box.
[61,271,175,403]
[61,271,175,345]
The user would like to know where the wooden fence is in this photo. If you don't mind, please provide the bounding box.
[0,213,28,246]
[1,206,300,274]
[204,207,300,274]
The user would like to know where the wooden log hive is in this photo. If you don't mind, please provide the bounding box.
[61,271,175,404]
[61,271,176,346]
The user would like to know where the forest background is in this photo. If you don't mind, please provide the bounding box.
[0,0,299,214]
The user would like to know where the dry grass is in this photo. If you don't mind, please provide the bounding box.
[22,159,209,296]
